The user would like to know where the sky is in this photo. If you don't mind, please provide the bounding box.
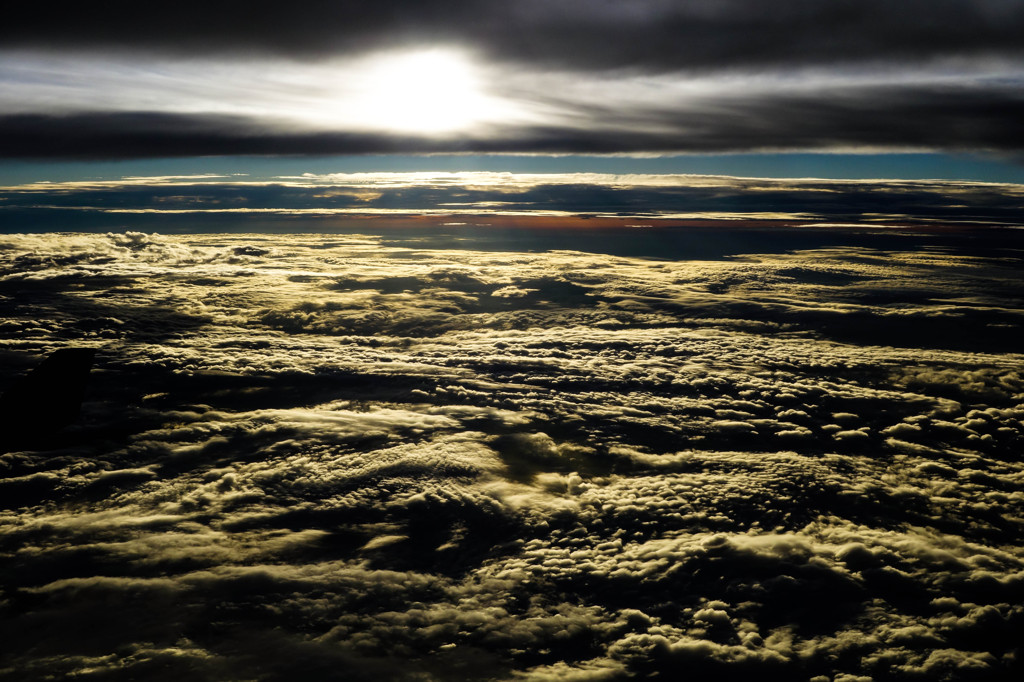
[2,1,1024,178]
[3,0,1024,227]
[2,3,1024,681]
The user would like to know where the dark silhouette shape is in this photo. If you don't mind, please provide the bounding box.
[0,348,95,449]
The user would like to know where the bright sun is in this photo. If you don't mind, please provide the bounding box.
[350,49,503,134]
[331,49,495,134]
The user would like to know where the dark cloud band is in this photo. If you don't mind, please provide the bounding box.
[4,0,1024,70]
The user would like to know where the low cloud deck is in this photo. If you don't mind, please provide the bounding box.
[0,229,1022,680]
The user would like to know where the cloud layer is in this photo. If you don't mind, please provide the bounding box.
[3,172,1023,229]
[2,1,1023,158]
[5,1,1024,68]
[1,229,1022,679]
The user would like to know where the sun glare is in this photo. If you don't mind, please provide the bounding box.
[349,49,505,134]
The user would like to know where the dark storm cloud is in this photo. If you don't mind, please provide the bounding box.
[3,81,1023,159]
[4,0,1023,70]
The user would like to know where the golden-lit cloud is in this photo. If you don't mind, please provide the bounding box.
[1,230,1022,678]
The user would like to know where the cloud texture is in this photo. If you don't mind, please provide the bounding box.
[4,1,1023,68]
[1,229,1022,679]
[2,1,1023,158]
[3,172,1023,229]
